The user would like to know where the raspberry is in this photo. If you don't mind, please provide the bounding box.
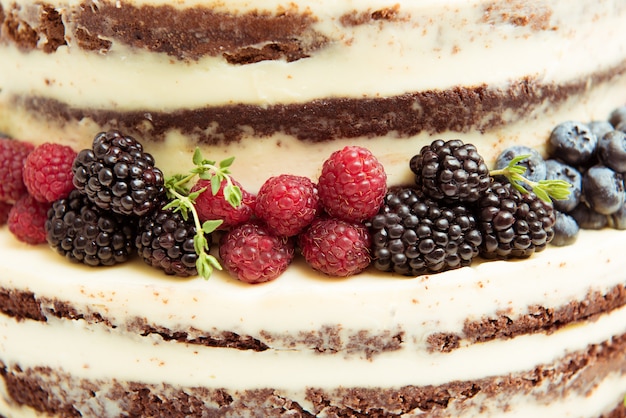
[299,217,371,277]
[136,203,202,277]
[318,146,387,223]
[255,174,319,236]
[23,142,77,203]
[0,202,12,225]
[370,188,482,276]
[46,190,136,266]
[477,181,555,259]
[8,195,51,245]
[0,139,34,203]
[219,222,294,284]
[191,178,255,230]
[410,139,490,203]
[72,130,165,217]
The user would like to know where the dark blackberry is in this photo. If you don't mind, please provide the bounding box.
[46,190,136,266]
[135,204,202,277]
[581,165,624,215]
[477,181,555,259]
[547,121,597,167]
[72,130,165,217]
[369,188,482,276]
[495,145,546,185]
[410,139,490,203]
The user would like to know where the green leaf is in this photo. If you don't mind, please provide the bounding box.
[202,220,223,234]
[210,175,221,195]
[219,156,235,169]
[192,148,204,166]
[223,184,242,208]
[533,187,550,203]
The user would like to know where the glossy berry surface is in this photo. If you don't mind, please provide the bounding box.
[0,202,11,225]
[597,130,626,173]
[477,181,555,259]
[547,121,597,167]
[551,211,579,247]
[0,138,34,203]
[544,159,582,213]
[370,188,482,276]
[72,130,165,217]
[23,142,77,203]
[495,145,546,184]
[136,204,200,277]
[8,194,51,245]
[410,139,490,203]
[609,105,626,128]
[581,165,624,215]
[46,190,136,266]
[299,217,371,277]
[569,203,608,230]
[255,174,319,236]
[318,146,387,223]
[192,178,255,230]
[219,222,294,284]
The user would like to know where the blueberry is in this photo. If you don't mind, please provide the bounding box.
[610,202,626,230]
[551,212,579,246]
[548,121,597,167]
[544,159,582,212]
[609,105,626,128]
[569,203,608,230]
[495,145,546,188]
[598,130,626,173]
[582,165,625,215]
[588,120,614,141]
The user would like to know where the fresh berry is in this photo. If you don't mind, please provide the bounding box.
[544,159,582,213]
[318,146,387,223]
[219,222,294,284]
[495,145,546,185]
[0,202,12,225]
[581,165,624,215]
[299,217,371,277]
[551,212,579,246]
[547,121,597,167]
[370,188,482,275]
[609,105,626,128]
[8,195,51,245]
[410,139,490,203]
[23,143,77,203]
[255,175,318,236]
[191,178,255,230]
[588,120,614,141]
[72,130,165,216]
[136,204,202,277]
[0,139,34,203]
[477,181,555,259]
[569,203,608,230]
[597,130,626,173]
[46,190,136,266]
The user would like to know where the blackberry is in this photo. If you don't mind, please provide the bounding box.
[477,181,555,259]
[495,145,546,185]
[72,130,165,217]
[369,188,482,276]
[547,121,597,167]
[410,139,490,203]
[135,204,202,277]
[46,190,136,266]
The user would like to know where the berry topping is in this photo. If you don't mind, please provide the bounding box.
[8,194,51,245]
[136,203,204,277]
[72,130,165,217]
[588,120,614,141]
[370,188,481,276]
[410,139,490,203]
[0,202,11,225]
[255,174,319,237]
[299,217,371,277]
[192,178,255,230]
[551,212,579,247]
[477,181,555,259]
[598,130,626,173]
[609,105,626,128]
[548,121,597,167]
[0,138,34,203]
[544,159,582,213]
[495,145,546,184]
[318,146,387,223]
[570,203,608,230]
[220,222,294,284]
[46,190,136,266]
[23,142,77,203]
[581,165,625,215]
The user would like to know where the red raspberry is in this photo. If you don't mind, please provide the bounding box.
[298,217,371,277]
[8,194,51,245]
[0,139,34,203]
[23,142,77,203]
[255,174,319,236]
[191,178,255,230]
[219,222,294,284]
[318,146,387,223]
[0,202,12,225]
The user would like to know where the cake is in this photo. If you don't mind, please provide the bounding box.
[1,0,626,417]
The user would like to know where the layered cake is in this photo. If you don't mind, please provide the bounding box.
[1,0,626,417]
